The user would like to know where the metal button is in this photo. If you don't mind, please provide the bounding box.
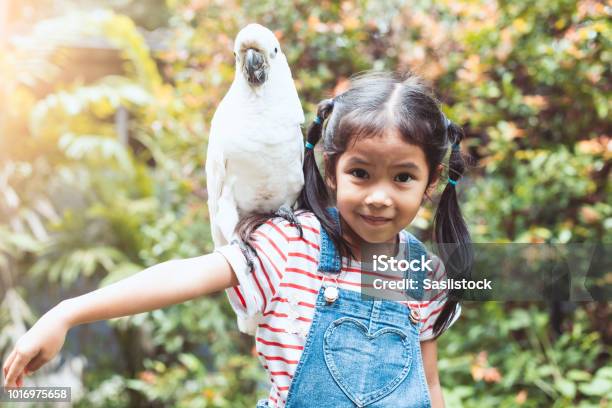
[409,308,421,324]
[324,286,339,303]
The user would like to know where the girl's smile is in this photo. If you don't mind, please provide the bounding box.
[359,214,393,226]
[327,130,435,257]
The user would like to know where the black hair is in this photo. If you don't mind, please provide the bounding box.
[238,70,472,338]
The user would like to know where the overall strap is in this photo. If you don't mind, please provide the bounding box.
[318,207,342,274]
[403,231,428,301]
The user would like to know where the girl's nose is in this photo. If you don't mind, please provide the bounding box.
[364,190,392,207]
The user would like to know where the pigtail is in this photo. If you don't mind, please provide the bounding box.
[299,98,334,215]
[297,99,353,259]
[431,121,473,337]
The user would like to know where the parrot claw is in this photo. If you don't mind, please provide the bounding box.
[233,239,257,273]
[275,205,303,238]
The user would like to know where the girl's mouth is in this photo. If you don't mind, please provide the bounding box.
[359,214,392,226]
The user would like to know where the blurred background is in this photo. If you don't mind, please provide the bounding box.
[0,0,610,406]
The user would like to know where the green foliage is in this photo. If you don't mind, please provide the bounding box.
[0,0,609,407]
[439,304,611,407]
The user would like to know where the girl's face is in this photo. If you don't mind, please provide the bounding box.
[327,131,435,254]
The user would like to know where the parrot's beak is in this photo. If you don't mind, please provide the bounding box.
[244,48,267,86]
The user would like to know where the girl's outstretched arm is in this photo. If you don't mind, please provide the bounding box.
[2,252,237,388]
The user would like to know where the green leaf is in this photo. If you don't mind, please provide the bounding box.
[578,377,612,397]
[555,377,576,398]
[178,353,203,372]
[566,369,592,382]
[595,366,612,379]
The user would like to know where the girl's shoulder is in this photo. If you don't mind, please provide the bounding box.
[252,210,322,243]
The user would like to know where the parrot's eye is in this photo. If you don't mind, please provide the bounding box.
[270,47,278,59]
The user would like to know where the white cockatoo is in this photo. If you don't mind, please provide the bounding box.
[205,24,305,334]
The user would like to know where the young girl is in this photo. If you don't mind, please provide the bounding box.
[3,71,470,408]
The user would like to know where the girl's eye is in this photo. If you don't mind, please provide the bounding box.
[395,173,413,183]
[350,169,369,179]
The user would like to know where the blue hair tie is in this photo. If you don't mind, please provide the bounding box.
[452,142,461,151]
[305,141,315,150]
[314,116,322,125]
[447,177,458,186]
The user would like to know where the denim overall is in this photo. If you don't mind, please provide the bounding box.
[257,209,432,408]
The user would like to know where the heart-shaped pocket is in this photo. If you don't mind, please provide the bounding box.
[323,317,413,406]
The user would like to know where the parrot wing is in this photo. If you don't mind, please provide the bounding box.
[207,89,246,248]
[205,139,226,248]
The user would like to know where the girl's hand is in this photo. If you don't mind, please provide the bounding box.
[2,307,71,388]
